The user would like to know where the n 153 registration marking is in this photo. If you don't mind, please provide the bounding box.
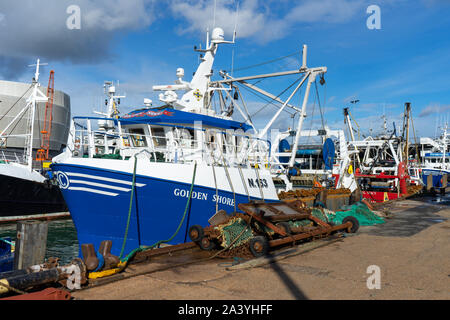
[248,178,268,188]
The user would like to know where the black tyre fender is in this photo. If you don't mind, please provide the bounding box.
[188,225,204,242]
[342,216,359,233]
[249,236,269,258]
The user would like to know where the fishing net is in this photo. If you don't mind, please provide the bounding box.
[288,219,313,228]
[319,202,385,226]
[253,222,275,236]
[311,208,330,222]
[216,217,254,249]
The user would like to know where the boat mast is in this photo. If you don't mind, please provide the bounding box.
[288,45,327,168]
[152,27,236,114]
[403,102,411,164]
[25,60,49,170]
[0,59,48,170]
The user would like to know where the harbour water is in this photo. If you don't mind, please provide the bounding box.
[0,218,79,264]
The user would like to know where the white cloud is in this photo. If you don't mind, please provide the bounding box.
[419,103,450,117]
[0,0,156,78]
[169,0,366,42]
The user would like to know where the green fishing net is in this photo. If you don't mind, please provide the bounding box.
[314,202,385,226]
[217,217,254,249]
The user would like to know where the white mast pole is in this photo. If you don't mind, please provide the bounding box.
[25,59,48,170]
[257,73,308,140]
[288,73,316,168]
[26,59,41,170]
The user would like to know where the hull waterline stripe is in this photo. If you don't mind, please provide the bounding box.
[68,186,119,197]
[69,179,131,192]
[66,172,145,187]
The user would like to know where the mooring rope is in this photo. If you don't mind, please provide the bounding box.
[238,166,251,202]
[120,161,198,263]
[212,164,219,213]
[118,156,138,260]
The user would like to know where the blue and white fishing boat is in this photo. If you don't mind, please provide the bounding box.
[410,125,450,188]
[51,28,285,257]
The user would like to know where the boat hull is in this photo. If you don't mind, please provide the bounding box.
[0,173,67,217]
[421,169,450,188]
[52,159,279,257]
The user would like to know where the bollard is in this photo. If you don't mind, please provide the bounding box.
[98,240,120,270]
[14,220,48,270]
[81,244,99,271]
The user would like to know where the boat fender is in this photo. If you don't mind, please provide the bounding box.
[288,167,300,176]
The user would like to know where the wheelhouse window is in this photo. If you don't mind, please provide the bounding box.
[151,126,166,147]
[129,128,147,147]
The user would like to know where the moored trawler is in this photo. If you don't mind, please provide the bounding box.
[51,27,283,257]
[0,61,69,219]
[409,124,450,188]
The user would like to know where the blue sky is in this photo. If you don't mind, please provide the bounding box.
[1,0,449,138]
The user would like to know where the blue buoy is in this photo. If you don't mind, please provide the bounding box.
[322,138,335,170]
[278,139,290,164]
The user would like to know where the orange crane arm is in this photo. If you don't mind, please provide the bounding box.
[36,70,54,161]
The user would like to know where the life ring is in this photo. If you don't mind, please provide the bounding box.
[74,138,81,150]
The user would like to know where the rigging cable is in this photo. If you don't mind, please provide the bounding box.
[410,113,420,165]
[0,84,33,123]
[237,83,293,116]
[247,76,302,118]
[231,51,299,73]
[314,80,325,131]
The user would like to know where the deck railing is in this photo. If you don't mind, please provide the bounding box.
[69,116,271,168]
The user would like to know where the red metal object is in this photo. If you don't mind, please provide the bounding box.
[36,70,55,161]
[362,191,400,202]
[355,161,411,203]
[0,287,71,300]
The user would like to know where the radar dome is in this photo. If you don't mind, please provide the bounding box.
[211,27,225,42]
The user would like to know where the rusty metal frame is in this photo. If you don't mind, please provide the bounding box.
[237,201,355,249]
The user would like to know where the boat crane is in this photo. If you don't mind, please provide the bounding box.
[36,70,55,162]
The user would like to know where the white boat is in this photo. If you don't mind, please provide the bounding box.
[0,60,67,218]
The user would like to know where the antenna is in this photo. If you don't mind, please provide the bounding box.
[301,45,307,69]
[213,0,217,29]
[231,48,235,77]
[28,59,48,83]
[232,0,239,43]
